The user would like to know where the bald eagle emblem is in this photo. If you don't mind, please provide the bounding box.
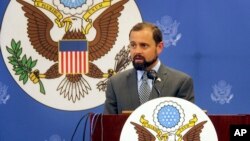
[1,0,141,110]
[155,16,181,48]
[14,0,131,103]
[0,82,10,105]
[130,101,207,141]
[211,80,234,104]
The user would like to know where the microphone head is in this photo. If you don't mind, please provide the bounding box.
[147,70,158,80]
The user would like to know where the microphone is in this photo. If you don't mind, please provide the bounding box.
[147,70,161,97]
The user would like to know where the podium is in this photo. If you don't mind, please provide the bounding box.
[90,114,250,141]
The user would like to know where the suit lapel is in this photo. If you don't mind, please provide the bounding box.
[127,69,141,108]
[149,64,168,99]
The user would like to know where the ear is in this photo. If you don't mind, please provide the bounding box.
[157,41,164,55]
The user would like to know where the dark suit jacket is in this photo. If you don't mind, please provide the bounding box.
[104,64,194,114]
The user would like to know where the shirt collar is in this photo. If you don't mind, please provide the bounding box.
[137,60,161,81]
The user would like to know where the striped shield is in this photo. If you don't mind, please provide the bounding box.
[58,40,89,74]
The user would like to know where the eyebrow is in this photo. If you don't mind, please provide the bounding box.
[130,41,149,45]
[139,42,149,46]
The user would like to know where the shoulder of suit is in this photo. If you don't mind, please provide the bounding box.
[109,68,135,80]
[163,65,191,79]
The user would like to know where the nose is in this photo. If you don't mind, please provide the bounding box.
[131,46,143,54]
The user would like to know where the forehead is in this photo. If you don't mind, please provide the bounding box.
[129,27,153,42]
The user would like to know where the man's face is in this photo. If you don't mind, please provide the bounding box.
[129,28,163,70]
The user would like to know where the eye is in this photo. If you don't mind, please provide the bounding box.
[129,43,136,48]
[140,43,149,49]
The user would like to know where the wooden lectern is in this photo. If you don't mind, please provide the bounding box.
[90,114,250,141]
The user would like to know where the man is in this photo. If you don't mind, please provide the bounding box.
[104,22,194,114]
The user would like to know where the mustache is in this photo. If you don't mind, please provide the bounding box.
[133,54,145,60]
[132,54,158,71]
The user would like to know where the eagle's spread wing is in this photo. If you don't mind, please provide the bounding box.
[130,122,156,141]
[17,0,58,62]
[88,0,129,61]
[183,121,207,141]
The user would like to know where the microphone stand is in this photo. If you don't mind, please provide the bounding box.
[147,70,161,97]
[152,79,161,97]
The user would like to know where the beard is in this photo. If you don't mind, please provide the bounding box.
[132,55,158,70]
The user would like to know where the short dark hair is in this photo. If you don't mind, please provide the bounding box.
[129,22,163,45]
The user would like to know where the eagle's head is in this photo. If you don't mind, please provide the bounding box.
[63,16,83,33]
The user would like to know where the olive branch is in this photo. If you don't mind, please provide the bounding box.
[6,39,45,94]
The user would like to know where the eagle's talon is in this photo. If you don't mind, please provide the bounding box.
[29,69,46,84]
[29,69,40,84]
[102,69,116,78]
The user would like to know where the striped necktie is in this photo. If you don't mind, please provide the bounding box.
[139,72,151,104]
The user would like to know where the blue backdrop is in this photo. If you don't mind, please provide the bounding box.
[1,0,250,140]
